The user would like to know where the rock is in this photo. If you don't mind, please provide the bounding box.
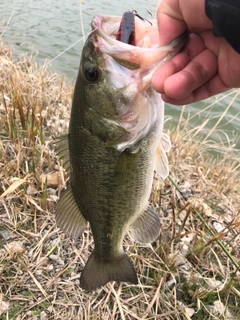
[4,241,24,256]
[40,311,47,320]
[205,278,223,290]
[184,307,195,318]
[41,171,63,188]
[212,220,224,233]
[0,300,9,315]
[26,186,37,195]
[49,254,64,265]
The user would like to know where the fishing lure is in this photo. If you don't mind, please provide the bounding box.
[116,10,152,45]
[116,11,136,45]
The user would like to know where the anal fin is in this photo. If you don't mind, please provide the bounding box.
[129,205,160,245]
[55,186,87,240]
[155,132,171,179]
[80,251,138,291]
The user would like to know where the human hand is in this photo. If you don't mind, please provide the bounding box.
[151,0,240,105]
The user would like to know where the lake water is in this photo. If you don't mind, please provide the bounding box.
[0,0,239,151]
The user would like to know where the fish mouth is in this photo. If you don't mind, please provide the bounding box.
[91,14,188,76]
[90,13,188,115]
[88,14,188,151]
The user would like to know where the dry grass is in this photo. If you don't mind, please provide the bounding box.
[0,39,240,320]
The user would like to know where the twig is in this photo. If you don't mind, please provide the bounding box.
[168,175,240,270]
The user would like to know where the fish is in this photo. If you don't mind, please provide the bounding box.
[55,13,187,292]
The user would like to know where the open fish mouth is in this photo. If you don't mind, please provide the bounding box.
[91,13,188,74]
[79,13,188,152]
[84,13,188,151]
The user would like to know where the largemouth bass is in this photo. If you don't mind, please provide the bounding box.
[55,13,187,291]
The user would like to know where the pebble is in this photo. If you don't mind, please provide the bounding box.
[49,254,64,265]
[40,311,47,320]
[212,220,224,233]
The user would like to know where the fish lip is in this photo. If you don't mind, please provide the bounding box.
[91,14,188,74]
[91,13,188,49]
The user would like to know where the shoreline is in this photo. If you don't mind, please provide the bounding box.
[0,39,239,320]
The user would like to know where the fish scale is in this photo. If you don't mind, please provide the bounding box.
[55,13,187,291]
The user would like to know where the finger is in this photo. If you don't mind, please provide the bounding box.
[163,48,218,100]
[152,51,190,93]
[161,74,230,105]
[193,75,230,101]
[152,33,209,94]
[199,32,240,88]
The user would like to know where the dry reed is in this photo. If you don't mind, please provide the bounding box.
[0,40,239,320]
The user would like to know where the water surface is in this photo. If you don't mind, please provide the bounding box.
[0,0,239,150]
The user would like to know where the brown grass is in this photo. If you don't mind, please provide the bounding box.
[0,39,240,320]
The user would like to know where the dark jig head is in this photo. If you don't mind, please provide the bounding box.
[116,10,152,45]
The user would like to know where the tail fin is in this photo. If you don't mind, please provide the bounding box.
[80,251,138,291]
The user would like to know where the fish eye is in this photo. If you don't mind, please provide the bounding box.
[84,64,100,83]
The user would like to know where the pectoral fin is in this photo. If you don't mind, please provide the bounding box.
[154,133,171,179]
[55,135,71,175]
[55,186,87,240]
[129,205,160,245]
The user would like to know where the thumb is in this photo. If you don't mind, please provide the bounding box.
[157,0,212,45]
[157,0,187,46]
